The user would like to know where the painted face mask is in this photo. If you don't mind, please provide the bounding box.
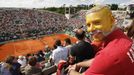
[86,6,115,41]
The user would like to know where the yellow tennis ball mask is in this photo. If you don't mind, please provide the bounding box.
[86,6,115,41]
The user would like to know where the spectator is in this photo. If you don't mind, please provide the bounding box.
[17,55,27,67]
[23,56,42,75]
[126,20,134,40]
[50,39,68,65]
[64,38,72,55]
[68,5,134,75]
[57,29,95,75]
[70,29,94,63]
[1,56,21,75]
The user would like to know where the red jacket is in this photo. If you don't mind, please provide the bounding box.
[85,29,134,75]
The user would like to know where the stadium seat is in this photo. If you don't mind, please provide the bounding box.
[42,65,57,75]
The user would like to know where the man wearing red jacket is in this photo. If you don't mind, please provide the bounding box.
[68,5,134,75]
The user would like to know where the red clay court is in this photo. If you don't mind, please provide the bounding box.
[0,34,77,61]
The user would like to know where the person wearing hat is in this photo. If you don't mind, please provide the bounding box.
[68,5,134,75]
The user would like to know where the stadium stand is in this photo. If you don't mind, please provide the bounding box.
[0,8,67,43]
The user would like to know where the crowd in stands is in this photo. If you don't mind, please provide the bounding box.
[0,8,67,43]
[112,11,127,27]
[0,28,95,75]
[0,6,134,75]
[0,44,53,75]
[65,10,87,31]
[0,21,133,75]
[0,8,129,44]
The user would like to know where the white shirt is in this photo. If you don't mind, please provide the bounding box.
[51,46,68,65]
[17,58,27,67]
